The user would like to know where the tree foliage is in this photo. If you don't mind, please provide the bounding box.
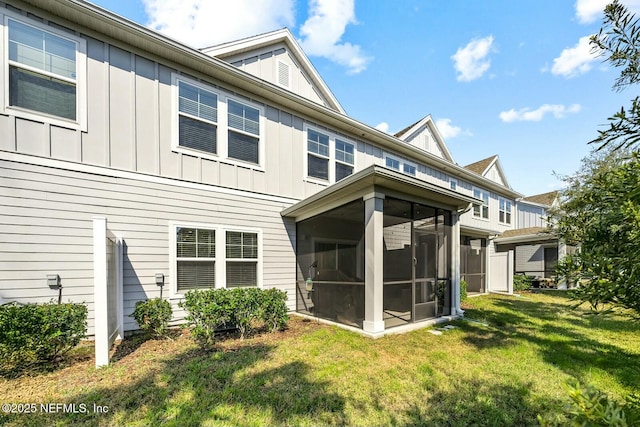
[551,148,640,317]
[590,0,640,150]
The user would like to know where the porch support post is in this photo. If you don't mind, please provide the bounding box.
[451,211,463,315]
[363,192,385,334]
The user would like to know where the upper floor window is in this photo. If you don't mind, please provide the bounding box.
[174,75,263,167]
[306,127,355,183]
[335,139,354,181]
[4,14,86,129]
[499,198,512,224]
[450,180,457,191]
[384,153,416,177]
[473,188,489,219]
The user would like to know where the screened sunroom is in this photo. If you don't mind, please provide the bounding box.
[283,165,478,336]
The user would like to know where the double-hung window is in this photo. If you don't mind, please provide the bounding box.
[307,129,330,180]
[473,188,490,219]
[227,99,260,164]
[226,231,258,287]
[173,224,260,293]
[306,128,355,182]
[335,139,354,181]
[178,80,218,154]
[174,75,263,167]
[176,227,216,291]
[499,198,512,224]
[5,15,85,128]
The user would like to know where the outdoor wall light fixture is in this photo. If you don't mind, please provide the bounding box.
[47,274,62,304]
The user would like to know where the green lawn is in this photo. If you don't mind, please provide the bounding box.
[1,292,639,426]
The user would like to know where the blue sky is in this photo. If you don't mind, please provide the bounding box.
[90,0,639,196]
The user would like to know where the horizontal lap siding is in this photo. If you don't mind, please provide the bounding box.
[0,159,296,335]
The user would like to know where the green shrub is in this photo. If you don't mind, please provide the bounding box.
[460,279,468,302]
[180,287,289,346]
[538,382,640,426]
[180,289,234,347]
[260,288,289,332]
[0,301,87,369]
[132,298,172,338]
[514,274,534,291]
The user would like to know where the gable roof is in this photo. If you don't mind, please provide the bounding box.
[464,155,497,175]
[394,115,455,163]
[201,28,345,114]
[522,191,558,207]
[463,155,512,189]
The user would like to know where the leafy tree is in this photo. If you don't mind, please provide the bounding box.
[552,147,640,317]
[590,0,640,150]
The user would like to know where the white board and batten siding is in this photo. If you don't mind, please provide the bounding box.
[0,156,297,335]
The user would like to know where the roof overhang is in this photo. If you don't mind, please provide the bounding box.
[20,0,522,199]
[282,165,479,221]
[460,225,501,238]
[494,232,557,245]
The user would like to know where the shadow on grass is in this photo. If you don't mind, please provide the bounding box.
[1,340,347,427]
[396,378,551,427]
[461,294,640,390]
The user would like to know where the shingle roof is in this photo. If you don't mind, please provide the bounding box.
[394,119,422,138]
[500,226,551,238]
[522,191,558,206]
[463,155,497,175]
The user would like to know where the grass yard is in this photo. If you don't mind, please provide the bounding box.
[1,292,639,426]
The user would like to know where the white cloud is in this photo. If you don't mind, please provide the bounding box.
[575,0,609,24]
[499,104,582,123]
[451,36,495,82]
[575,0,640,24]
[298,0,372,74]
[550,36,598,78]
[142,0,295,48]
[435,118,462,139]
[375,122,389,133]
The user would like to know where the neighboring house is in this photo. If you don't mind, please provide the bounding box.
[0,0,550,340]
[494,191,568,286]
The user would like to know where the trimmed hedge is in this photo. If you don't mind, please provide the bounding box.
[514,274,534,291]
[180,287,289,346]
[0,302,87,369]
[132,298,172,338]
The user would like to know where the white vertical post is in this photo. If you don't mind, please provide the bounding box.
[451,211,462,314]
[507,249,514,294]
[363,192,385,334]
[93,216,109,368]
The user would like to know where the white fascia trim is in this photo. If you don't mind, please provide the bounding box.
[0,150,300,205]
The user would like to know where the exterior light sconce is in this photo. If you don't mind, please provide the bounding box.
[47,274,62,304]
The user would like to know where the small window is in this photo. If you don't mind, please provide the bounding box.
[473,188,489,219]
[178,80,218,154]
[385,157,400,170]
[7,18,80,122]
[335,139,354,181]
[226,231,258,287]
[176,227,216,291]
[450,180,457,191]
[403,163,416,176]
[499,198,512,224]
[307,129,330,180]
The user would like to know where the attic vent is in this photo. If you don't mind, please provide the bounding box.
[277,60,290,88]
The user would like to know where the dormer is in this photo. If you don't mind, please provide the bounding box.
[464,155,512,189]
[394,115,455,163]
[202,29,345,114]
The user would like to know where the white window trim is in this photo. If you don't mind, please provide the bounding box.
[499,197,512,225]
[383,153,417,177]
[171,74,266,171]
[472,187,490,221]
[169,221,263,298]
[303,124,356,184]
[1,11,87,131]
